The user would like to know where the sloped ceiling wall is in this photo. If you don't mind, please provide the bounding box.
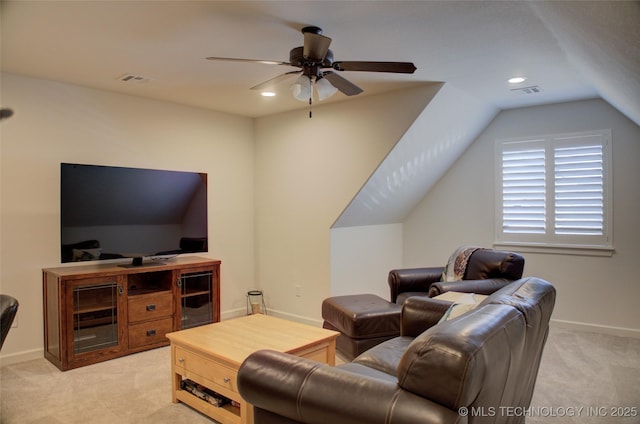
[530,1,640,127]
[333,1,639,228]
[334,83,499,227]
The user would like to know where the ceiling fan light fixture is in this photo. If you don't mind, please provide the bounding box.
[261,91,276,97]
[290,75,312,101]
[315,77,338,101]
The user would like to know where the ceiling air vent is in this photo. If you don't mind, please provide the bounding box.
[511,85,543,94]
[117,73,151,84]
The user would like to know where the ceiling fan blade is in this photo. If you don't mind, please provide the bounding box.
[206,56,291,66]
[250,71,301,90]
[303,32,332,62]
[332,61,417,74]
[322,71,363,96]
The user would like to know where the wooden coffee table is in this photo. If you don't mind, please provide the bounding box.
[166,314,339,424]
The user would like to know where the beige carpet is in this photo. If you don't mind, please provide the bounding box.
[1,326,639,424]
[528,326,640,424]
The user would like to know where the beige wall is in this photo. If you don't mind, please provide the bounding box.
[5,73,635,367]
[253,86,435,324]
[330,224,403,299]
[0,75,435,363]
[403,99,640,335]
[0,73,256,363]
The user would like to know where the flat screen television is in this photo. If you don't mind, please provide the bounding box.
[61,163,208,266]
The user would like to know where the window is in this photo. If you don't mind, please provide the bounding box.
[495,129,612,255]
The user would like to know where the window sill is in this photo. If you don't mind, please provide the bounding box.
[493,242,614,257]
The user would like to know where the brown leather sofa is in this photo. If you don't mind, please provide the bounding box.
[389,248,525,304]
[238,277,555,424]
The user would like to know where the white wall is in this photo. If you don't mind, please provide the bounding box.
[0,73,256,363]
[403,98,640,335]
[330,224,403,299]
[253,86,435,324]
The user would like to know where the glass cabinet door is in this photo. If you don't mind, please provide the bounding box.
[178,271,213,329]
[71,279,123,355]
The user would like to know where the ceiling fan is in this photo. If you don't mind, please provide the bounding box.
[206,26,417,105]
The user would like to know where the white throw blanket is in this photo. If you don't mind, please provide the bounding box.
[441,245,482,282]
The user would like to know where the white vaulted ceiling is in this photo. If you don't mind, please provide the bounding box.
[2,1,638,123]
[2,1,639,227]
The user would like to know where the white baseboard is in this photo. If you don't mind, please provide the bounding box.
[551,318,640,339]
[222,307,323,327]
[221,307,248,321]
[7,314,631,368]
[0,347,43,368]
[265,309,323,327]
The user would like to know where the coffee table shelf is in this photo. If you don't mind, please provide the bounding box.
[175,389,241,424]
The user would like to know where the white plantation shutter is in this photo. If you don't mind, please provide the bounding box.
[554,137,604,236]
[496,130,611,252]
[501,142,546,234]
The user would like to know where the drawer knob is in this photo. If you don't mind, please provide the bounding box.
[178,357,184,363]
[223,377,230,383]
[146,304,156,311]
[146,329,156,337]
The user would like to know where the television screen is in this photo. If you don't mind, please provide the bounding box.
[61,163,208,265]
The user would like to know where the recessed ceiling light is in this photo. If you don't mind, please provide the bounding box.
[261,91,276,97]
[508,76,527,84]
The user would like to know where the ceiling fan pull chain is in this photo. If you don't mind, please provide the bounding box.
[309,77,313,118]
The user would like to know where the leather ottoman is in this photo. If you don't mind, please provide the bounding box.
[321,294,401,360]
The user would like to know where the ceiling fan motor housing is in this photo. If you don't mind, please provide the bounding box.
[301,26,323,35]
[289,47,333,69]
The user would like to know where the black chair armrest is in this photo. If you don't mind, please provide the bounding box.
[428,278,514,297]
[388,267,444,303]
[400,296,453,337]
[238,350,462,424]
[465,250,524,280]
[0,294,19,349]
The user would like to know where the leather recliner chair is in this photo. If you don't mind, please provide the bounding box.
[238,277,555,424]
[389,248,525,304]
[1,294,19,350]
[321,247,525,360]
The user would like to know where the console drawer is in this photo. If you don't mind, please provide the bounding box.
[174,346,237,394]
[128,291,173,323]
[128,317,173,348]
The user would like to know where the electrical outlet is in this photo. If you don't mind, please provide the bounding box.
[295,285,303,297]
